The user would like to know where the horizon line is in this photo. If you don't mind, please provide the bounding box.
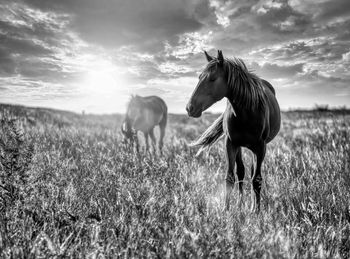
[1,102,349,116]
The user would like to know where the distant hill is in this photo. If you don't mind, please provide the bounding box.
[1,102,349,128]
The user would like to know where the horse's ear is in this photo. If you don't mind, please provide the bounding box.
[217,50,224,66]
[204,51,213,62]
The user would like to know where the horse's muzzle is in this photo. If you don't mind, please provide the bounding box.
[186,103,194,114]
[186,102,202,118]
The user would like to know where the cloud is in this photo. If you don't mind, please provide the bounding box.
[0,48,16,76]
[0,2,82,81]
[209,0,255,27]
[250,62,304,79]
[0,0,349,112]
[22,0,211,51]
[314,0,350,22]
[252,0,310,33]
[0,32,53,56]
[249,35,350,83]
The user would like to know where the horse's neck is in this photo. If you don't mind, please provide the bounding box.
[225,96,258,117]
[226,83,266,114]
[225,98,237,117]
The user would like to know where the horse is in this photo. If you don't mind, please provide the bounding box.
[121,95,167,154]
[186,50,281,212]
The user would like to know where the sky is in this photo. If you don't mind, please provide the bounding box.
[0,0,349,114]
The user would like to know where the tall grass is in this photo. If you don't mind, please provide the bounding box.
[0,104,349,258]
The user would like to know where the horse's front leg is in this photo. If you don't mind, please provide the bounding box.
[225,136,239,211]
[133,133,140,154]
[251,143,266,213]
[143,132,149,153]
[236,147,245,208]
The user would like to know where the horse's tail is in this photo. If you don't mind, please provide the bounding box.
[190,113,224,156]
[160,107,168,128]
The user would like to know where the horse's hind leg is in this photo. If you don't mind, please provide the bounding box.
[225,136,239,211]
[158,125,166,155]
[158,112,167,155]
[149,128,156,154]
[251,143,266,213]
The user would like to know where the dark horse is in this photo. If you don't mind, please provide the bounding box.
[186,50,281,212]
[122,95,167,154]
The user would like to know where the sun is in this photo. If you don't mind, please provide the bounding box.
[78,64,129,113]
[85,70,119,95]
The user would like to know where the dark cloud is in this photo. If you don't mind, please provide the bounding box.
[17,58,75,82]
[0,32,53,56]
[315,0,350,21]
[193,0,218,26]
[255,0,310,34]
[0,48,16,76]
[22,0,208,51]
[203,0,312,57]
[0,23,54,77]
[0,2,83,84]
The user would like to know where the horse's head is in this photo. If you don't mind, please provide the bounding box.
[122,95,140,139]
[186,50,228,118]
[121,119,135,139]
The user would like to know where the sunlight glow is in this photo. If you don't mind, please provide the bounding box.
[85,70,118,94]
[77,61,130,113]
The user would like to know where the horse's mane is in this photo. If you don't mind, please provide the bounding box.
[127,94,139,105]
[126,95,143,112]
[205,58,267,111]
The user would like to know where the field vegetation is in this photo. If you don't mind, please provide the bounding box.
[0,103,349,258]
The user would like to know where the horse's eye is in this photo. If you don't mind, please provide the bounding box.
[209,75,216,82]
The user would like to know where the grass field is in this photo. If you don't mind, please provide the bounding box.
[0,103,349,258]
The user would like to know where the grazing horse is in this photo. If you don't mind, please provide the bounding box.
[122,95,167,154]
[186,50,281,212]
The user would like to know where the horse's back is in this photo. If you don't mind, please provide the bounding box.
[141,96,167,115]
[135,96,167,132]
[263,81,281,143]
[262,79,276,96]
